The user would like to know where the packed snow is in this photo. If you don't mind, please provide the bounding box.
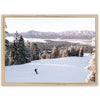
[5,53,92,83]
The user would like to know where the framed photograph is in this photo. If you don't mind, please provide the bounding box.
[1,14,98,86]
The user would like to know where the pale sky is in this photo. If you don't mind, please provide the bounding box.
[5,17,95,33]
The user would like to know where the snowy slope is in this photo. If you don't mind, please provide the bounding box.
[5,53,92,83]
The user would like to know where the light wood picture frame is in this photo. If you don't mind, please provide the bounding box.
[1,14,98,86]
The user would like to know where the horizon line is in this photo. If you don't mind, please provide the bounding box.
[8,30,95,33]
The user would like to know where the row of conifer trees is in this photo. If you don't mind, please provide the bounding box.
[39,46,83,60]
[5,35,40,66]
[5,33,84,66]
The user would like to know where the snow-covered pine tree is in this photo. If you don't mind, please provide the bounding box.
[39,52,42,59]
[9,33,26,65]
[5,23,10,66]
[51,46,59,58]
[14,31,20,42]
[9,50,13,65]
[59,49,63,57]
[85,38,96,83]
[41,51,46,59]
[17,35,26,64]
[68,47,71,56]
[25,41,32,63]
[75,47,79,56]
[5,39,10,66]
[62,50,66,57]
[68,46,75,56]
[9,40,18,65]
[9,31,20,65]
[79,47,84,57]
[64,48,68,57]
[71,47,76,56]
[30,43,39,60]
[61,48,68,57]
[46,53,51,59]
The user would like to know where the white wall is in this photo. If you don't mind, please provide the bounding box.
[0,0,99,100]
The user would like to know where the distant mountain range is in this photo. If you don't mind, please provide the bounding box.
[9,30,95,39]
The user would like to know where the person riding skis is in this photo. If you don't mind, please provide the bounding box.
[34,68,38,74]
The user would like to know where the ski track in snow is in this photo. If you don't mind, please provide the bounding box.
[5,53,92,83]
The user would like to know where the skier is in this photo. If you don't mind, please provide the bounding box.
[34,68,38,74]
